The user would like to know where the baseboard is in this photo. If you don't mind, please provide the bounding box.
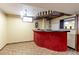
[1,41,75,51]
[0,40,33,51]
[0,43,7,51]
[7,40,33,45]
[67,46,75,50]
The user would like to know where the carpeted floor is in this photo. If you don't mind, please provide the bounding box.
[0,41,79,55]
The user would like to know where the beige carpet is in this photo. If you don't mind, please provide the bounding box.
[0,41,79,55]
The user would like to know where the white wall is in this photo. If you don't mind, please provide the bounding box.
[7,15,34,43]
[0,10,7,49]
[51,16,72,30]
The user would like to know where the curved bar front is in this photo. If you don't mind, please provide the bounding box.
[33,30,69,52]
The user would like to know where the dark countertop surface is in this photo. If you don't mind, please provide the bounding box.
[33,29,70,32]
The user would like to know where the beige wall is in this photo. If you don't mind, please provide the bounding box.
[51,15,77,49]
[37,19,49,29]
[0,11,35,49]
[0,9,77,49]
[0,10,7,49]
[7,15,34,43]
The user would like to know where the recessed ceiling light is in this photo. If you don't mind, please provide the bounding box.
[22,16,32,22]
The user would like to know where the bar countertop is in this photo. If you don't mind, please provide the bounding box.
[33,29,70,32]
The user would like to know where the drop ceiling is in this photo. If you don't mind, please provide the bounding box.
[0,3,79,16]
[26,3,79,14]
[0,3,44,16]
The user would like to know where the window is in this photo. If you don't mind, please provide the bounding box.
[64,17,76,30]
[60,17,76,30]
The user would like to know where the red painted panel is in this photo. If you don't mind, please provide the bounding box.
[33,31,67,52]
[77,35,79,51]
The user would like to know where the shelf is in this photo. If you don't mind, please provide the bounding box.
[34,11,71,20]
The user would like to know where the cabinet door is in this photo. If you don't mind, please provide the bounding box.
[60,20,64,29]
[67,30,76,49]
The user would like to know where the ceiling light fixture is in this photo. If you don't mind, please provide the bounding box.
[20,9,32,22]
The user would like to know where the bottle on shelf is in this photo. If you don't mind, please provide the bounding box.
[38,13,39,16]
[48,10,50,14]
[37,10,53,16]
[51,10,53,14]
[47,11,49,15]
[41,12,43,16]
[43,11,44,16]
[39,12,41,16]
[45,11,47,15]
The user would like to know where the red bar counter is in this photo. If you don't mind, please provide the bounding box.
[33,29,70,52]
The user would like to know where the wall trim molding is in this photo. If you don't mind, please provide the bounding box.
[67,46,75,50]
[7,40,33,45]
[0,40,33,51]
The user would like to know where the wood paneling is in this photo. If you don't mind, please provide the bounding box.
[76,15,79,51]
